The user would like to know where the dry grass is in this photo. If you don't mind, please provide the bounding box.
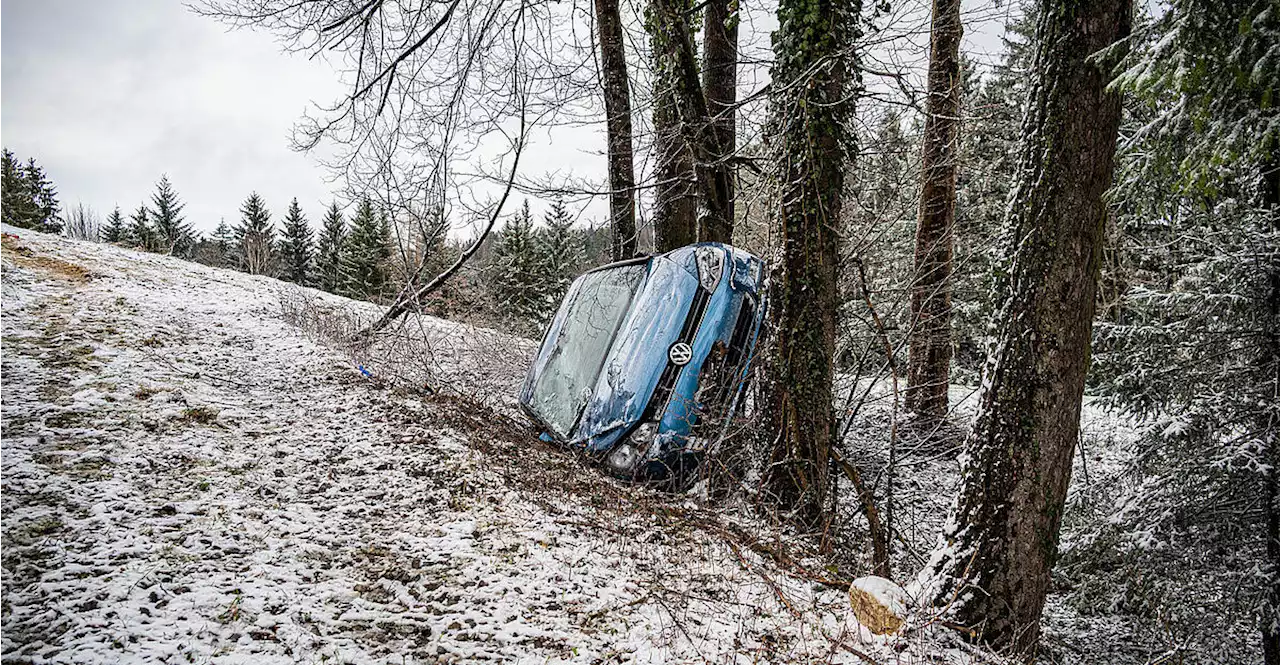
[2,235,94,282]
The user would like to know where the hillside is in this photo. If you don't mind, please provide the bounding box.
[1,229,902,664]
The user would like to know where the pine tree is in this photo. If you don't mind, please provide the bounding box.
[904,0,963,420]
[0,148,23,226]
[1,150,62,233]
[491,200,552,324]
[149,176,191,255]
[340,198,389,300]
[1082,1,1280,661]
[213,219,234,262]
[315,202,346,294]
[278,198,314,285]
[126,204,154,250]
[102,206,125,243]
[539,199,582,303]
[234,193,277,275]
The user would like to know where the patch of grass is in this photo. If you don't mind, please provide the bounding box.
[27,516,64,537]
[140,335,165,348]
[178,406,219,425]
[133,386,162,400]
[1,238,93,281]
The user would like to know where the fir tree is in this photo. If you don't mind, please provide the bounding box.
[213,219,234,260]
[126,204,154,250]
[149,176,191,256]
[491,200,552,324]
[234,193,277,275]
[102,206,126,243]
[539,199,582,303]
[278,198,314,285]
[1,150,61,233]
[340,198,390,300]
[315,202,346,294]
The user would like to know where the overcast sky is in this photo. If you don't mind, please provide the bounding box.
[2,0,346,234]
[2,0,1013,237]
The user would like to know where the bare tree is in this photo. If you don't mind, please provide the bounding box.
[61,203,100,242]
[925,0,1132,652]
[904,0,962,421]
[648,0,699,251]
[595,0,639,260]
[698,0,738,245]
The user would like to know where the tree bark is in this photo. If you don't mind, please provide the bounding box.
[649,0,698,252]
[698,0,738,244]
[759,0,859,528]
[595,0,638,261]
[904,0,962,420]
[926,0,1131,655]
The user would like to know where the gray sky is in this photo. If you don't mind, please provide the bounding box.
[2,0,344,234]
[2,0,1014,238]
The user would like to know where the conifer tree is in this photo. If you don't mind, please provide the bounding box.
[491,200,551,324]
[1,150,62,233]
[1,149,33,228]
[149,176,191,255]
[278,197,314,285]
[234,193,277,275]
[126,204,154,250]
[212,219,234,262]
[539,199,582,303]
[315,202,346,294]
[102,206,126,243]
[340,198,390,300]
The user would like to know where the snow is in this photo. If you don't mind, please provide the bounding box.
[3,228,970,664]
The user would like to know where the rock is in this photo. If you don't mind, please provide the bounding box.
[847,576,908,635]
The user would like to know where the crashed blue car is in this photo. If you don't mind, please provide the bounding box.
[519,242,768,486]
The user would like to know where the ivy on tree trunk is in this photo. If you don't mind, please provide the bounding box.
[759,0,860,528]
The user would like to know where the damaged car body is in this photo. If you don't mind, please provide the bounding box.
[519,243,768,487]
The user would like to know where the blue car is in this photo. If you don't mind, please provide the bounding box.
[519,242,768,486]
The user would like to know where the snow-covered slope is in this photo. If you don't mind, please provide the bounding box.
[2,230,925,664]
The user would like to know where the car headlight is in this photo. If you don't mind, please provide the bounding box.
[606,422,659,474]
[606,442,640,474]
[695,246,724,293]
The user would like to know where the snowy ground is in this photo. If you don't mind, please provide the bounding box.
[1,229,957,664]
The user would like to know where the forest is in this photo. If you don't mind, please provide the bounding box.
[2,0,1277,662]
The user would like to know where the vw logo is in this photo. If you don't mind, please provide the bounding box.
[668,342,693,366]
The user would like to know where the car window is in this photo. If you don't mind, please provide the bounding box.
[529,263,647,438]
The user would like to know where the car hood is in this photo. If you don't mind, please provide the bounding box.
[564,255,699,451]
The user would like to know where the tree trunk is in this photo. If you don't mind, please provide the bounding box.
[698,0,738,244]
[649,0,698,252]
[759,0,859,528]
[926,0,1131,655]
[904,0,962,420]
[595,0,638,261]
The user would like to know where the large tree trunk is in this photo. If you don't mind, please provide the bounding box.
[595,0,638,261]
[926,0,1131,655]
[698,0,738,244]
[759,0,859,527]
[649,0,698,252]
[904,0,962,420]
[648,0,734,251]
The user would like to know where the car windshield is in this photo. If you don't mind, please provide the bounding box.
[528,263,647,438]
